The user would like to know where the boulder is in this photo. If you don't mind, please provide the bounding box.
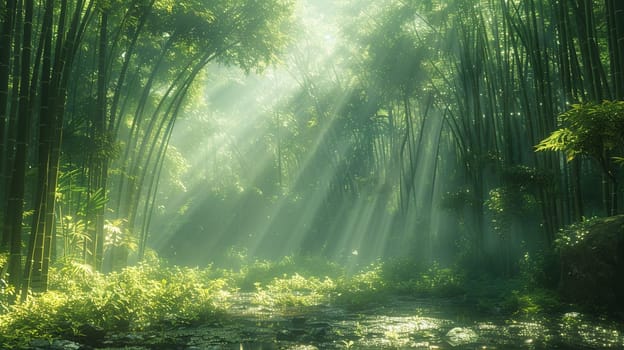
[558,215,624,311]
[445,327,478,346]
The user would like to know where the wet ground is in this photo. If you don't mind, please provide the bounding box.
[31,294,624,350]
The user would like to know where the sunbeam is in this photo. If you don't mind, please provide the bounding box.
[3,0,624,348]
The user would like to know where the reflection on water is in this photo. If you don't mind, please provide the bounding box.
[226,297,624,349]
[107,296,624,349]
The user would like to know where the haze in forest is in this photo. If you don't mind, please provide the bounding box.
[1,0,623,308]
[149,1,440,267]
[151,1,501,269]
[2,0,624,348]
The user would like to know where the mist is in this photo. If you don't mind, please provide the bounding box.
[1,0,623,348]
[152,1,469,269]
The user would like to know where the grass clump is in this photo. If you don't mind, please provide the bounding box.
[503,288,562,315]
[235,255,343,291]
[331,259,465,309]
[333,262,388,309]
[233,257,464,311]
[382,259,465,297]
[253,273,335,309]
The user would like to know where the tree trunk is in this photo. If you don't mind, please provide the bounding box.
[605,0,624,99]
[24,0,92,295]
[574,0,610,100]
[0,0,16,222]
[90,8,108,271]
[6,0,34,292]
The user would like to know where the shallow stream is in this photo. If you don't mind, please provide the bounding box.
[83,295,624,350]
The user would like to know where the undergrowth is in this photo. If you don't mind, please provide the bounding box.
[0,254,510,348]
[243,257,465,311]
[235,255,343,291]
[0,256,232,348]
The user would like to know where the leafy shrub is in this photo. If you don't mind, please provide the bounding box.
[536,100,624,163]
[236,255,342,291]
[244,259,465,310]
[401,262,465,297]
[518,250,558,289]
[376,258,464,297]
[503,288,562,315]
[89,263,230,330]
[379,257,424,284]
[333,262,388,309]
[0,259,233,348]
[0,255,470,347]
[555,216,602,249]
[252,273,335,309]
[0,253,14,312]
[332,260,465,308]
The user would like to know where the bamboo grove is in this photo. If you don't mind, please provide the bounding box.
[159,0,624,269]
[1,0,624,300]
[325,0,624,263]
[0,0,294,298]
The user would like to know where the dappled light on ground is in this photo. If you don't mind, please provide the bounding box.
[85,296,624,349]
[3,258,622,349]
[2,0,624,349]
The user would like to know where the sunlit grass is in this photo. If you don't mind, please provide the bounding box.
[232,255,465,311]
[252,273,335,309]
[235,254,343,291]
[0,256,232,348]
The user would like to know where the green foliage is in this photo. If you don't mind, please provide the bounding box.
[91,133,122,162]
[486,187,518,235]
[467,251,562,316]
[104,219,137,253]
[162,145,190,193]
[385,260,465,297]
[236,255,343,291]
[518,251,558,289]
[6,256,466,346]
[440,189,479,211]
[485,166,543,241]
[332,262,388,309]
[0,253,14,312]
[0,259,232,348]
[234,257,464,311]
[252,273,335,309]
[554,216,602,249]
[332,260,465,309]
[486,184,537,237]
[199,0,295,72]
[462,275,562,317]
[536,101,624,163]
[535,128,576,159]
[501,165,552,189]
[503,288,562,316]
[55,169,111,262]
[378,257,424,284]
[0,254,572,347]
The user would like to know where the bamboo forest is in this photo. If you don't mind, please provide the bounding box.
[1,0,624,348]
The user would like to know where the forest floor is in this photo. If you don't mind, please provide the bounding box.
[28,293,624,350]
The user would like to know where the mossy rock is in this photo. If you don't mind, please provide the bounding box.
[557,215,624,311]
